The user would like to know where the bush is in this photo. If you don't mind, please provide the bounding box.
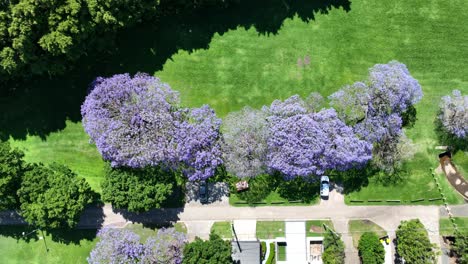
[266,242,276,264]
[396,219,436,263]
[358,232,385,264]
[323,229,345,264]
[261,241,267,261]
[277,176,319,203]
[236,174,278,203]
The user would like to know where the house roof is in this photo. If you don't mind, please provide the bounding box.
[231,241,261,264]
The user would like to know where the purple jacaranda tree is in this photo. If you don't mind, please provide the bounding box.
[267,108,372,179]
[367,60,423,116]
[222,107,268,178]
[88,227,186,264]
[88,228,144,264]
[81,73,223,180]
[438,90,468,139]
[329,82,370,125]
[141,228,187,264]
[81,73,180,168]
[175,105,223,181]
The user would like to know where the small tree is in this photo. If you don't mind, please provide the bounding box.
[101,166,174,212]
[18,163,94,229]
[182,233,233,264]
[453,232,468,263]
[358,232,385,264]
[0,141,25,209]
[396,219,436,264]
[438,90,468,139]
[322,229,345,264]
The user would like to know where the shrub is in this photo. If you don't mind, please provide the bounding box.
[358,232,385,264]
[323,229,345,264]
[266,242,276,264]
[261,241,267,261]
[396,219,436,263]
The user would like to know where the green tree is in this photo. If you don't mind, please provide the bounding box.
[322,229,345,264]
[0,141,25,209]
[396,219,436,264]
[453,232,468,263]
[0,0,159,81]
[101,165,174,212]
[358,232,385,264]
[182,233,233,264]
[17,163,94,229]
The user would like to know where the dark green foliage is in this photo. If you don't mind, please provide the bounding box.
[277,176,319,203]
[402,105,417,128]
[101,165,174,212]
[322,229,345,264]
[235,174,277,203]
[182,233,233,264]
[358,232,385,264]
[0,0,159,81]
[260,241,266,261]
[0,141,25,209]
[396,219,436,264]
[17,163,94,229]
[453,232,468,264]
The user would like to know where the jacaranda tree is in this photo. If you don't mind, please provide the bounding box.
[438,90,468,139]
[81,73,222,180]
[330,61,423,175]
[222,107,268,178]
[88,227,186,264]
[267,107,372,179]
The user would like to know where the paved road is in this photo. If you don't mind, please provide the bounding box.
[1,189,465,264]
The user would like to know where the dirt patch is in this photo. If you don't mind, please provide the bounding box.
[309,225,323,233]
[440,155,468,200]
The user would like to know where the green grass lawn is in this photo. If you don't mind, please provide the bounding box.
[229,190,319,207]
[125,222,188,243]
[256,221,285,239]
[439,217,468,236]
[210,221,233,239]
[0,226,97,264]
[306,220,334,237]
[348,220,387,248]
[9,121,105,193]
[5,0,468,202]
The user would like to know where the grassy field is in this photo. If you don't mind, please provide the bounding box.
[306,220,334,237]
[210,221,233,239]
[9,121,105,193]
[439,217,468,236]
[229,190,319,207]
[5,0,468,201]
[0,226,97,264]
[256,221,285,239]
[348,220,387,248]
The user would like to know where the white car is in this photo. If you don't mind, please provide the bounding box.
[320,176,330,198]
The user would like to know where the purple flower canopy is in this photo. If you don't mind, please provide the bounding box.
[439,89,468,138]
[267,108,372,178]
[88,227,186,264]
[81,73,222,180]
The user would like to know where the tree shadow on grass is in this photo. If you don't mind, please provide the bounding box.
[0,225,98,245]
[0,0,351,141]
[333,167,374,194]
[277,176,319,203]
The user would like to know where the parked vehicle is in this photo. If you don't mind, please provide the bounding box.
[199,181,208,204]
[320,176,330,198]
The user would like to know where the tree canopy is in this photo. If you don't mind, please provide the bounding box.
[182,233,232,264]
[0,140,25,209]
[396,219,436,264]
[88,227,186,264]
[322,229,345,264]
[81,73,222,181]
[438,89,468,139]
[17,163,94,229]
[101,165,174,212]
[0,0,158,82]
[358,232,385,264]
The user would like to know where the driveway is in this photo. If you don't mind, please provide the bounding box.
[185,182,229,207]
